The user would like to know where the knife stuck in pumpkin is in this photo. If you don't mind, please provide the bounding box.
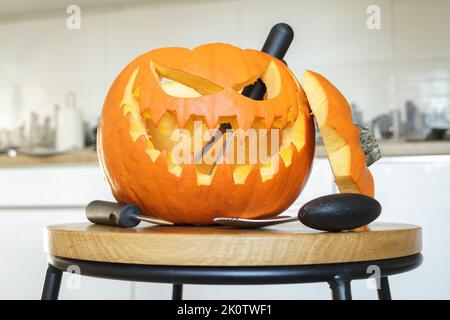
[195,22,294,173]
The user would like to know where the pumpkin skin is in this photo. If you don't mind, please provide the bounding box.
[301,70,374,197]
[98,43,315,224]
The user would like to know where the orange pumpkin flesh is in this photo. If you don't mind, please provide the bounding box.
[301,70,374,197]
[98,43,315,224]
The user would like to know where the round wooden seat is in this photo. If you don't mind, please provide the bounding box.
[46,222,421,266]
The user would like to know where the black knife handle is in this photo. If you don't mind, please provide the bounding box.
[261,22,294,59]
[242,23,294,100]
[86,200,140,228]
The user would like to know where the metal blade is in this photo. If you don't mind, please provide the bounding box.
[194,123,231,164]
[214,216,298,228]
[136,215,174,226]
[209,129,236,174]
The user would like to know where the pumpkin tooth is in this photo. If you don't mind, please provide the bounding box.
[236,130,247,145]
[145,139,155,150]
[236,112,255,131]
[280,109,308,152]
[127,113,148,142]
[264,113,275,131]
[141,109,151,120]
[136,74,154,113]
[178,163,197,185]
[132,86,140,98]
[121,70,140,113]
[176,108,190,128]
[145,147,161,162]
[149,105,166,127]
[152,150,169,174]
[205,111,218,129]
[197,171,214,186]
[273,117,286,129]
[131,66,143,94]
[232,164,254,184]
[156,111,178,136]
[167,151,183,177]
[259,152,282,182]
[210,163,233,187]
[286,106,295,122]
[123,104,141,120]
[279,143,295,168]
[247,162,263,184]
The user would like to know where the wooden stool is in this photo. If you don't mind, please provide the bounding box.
[42,222,422,300]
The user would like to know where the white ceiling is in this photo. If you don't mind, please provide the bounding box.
[0,0,188,21]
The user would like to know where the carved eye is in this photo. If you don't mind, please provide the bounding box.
[233,61,282,100]
[152,62,223,98]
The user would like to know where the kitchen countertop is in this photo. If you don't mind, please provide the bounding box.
[315,140,450,158]
[0,141,449,168]
[0,149,99,168]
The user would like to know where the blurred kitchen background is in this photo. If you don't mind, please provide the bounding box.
[0,0,449,299]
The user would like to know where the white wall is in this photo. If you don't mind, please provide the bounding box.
[0,0,449,128]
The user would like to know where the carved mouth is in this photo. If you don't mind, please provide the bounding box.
[120,63,309,186]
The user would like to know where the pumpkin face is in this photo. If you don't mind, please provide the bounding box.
[98,43,315,224]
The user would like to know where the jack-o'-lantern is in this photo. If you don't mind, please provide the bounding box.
[98,43,315,224]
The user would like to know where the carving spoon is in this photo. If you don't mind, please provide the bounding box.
[214,215,297,228]
[214,194,381,230]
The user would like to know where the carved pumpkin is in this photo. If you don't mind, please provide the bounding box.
[302,70,374,197]
[98,43,315,224]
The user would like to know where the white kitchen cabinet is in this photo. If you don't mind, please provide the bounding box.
[0,208,133,299]
[0,165,114,207]
[370,156,450,299]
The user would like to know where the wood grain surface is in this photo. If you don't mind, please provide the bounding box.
[46,222,422,266]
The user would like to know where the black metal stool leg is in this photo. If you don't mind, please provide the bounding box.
[329,275,352,300]
[172,284,183,300]
[377,277,392,300]
[41,264,63,300]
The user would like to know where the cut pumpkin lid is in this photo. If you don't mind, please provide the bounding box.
[301,70,374,197]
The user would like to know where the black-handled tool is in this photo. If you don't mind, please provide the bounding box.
[196,23,294,166]
[242,22,294,100]
[261,22,294,59]
[214,193,381,230]
[86,200,173,228]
